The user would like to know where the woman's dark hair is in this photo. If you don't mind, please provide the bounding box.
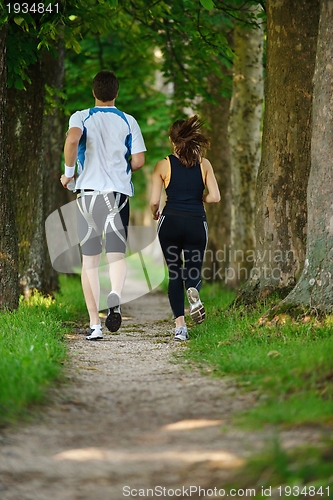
[93,71,119,102]
[168,115,210,168]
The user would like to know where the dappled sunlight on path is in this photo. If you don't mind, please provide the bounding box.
[0,292,323,500]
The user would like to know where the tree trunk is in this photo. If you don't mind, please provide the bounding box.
[227,8,264,289]
[8,61,45,298]
[236,0,320,305]
[41,45,68,295]
[0,24,19,310]
[202,73,232,283]
[272,0,333,313]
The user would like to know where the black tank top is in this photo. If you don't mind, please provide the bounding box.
[164,154,205,216]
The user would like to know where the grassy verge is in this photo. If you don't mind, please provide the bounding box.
[0,275,86,425]
[183,284,333,496]
[185,284,333,427]
[226,438,333,499]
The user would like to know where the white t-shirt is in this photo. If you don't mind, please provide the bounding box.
[68,106,146,196]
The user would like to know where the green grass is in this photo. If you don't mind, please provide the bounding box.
[0,275,86,425]
[184,284,333,427]
[224,438,333,499]
[1,277,332,491]
[183,284,333,496]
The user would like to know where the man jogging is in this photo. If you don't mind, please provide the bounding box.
[60,70,146,340]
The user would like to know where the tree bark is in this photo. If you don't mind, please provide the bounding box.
[272,0,333,313]
[7,61,45,298]
[41,45,68,295]
[0,23,19,310]
[227,8,264,288]
[202,73,232,283]
[235,0,320,305]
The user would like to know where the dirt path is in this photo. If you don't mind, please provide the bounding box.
[0,290,323,500]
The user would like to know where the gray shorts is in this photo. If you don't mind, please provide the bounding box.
[76,191,129,256]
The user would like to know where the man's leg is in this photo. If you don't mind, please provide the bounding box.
[81,253,101,327]
[106,251,127,299]
[104,193,129,332]
[104,252,126,332]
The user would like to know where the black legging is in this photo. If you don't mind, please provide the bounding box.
[158,212,208,318]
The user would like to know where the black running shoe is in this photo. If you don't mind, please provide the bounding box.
[105,291,122,332]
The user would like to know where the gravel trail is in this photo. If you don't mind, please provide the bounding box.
[0,289,323,500]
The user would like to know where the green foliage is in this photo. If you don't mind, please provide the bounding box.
[119,0,235,115]
[2,0,265,96]
[6,22,39,89]
[0,275,86,424]
[2,0,121,89]
[44,84,67,113]
[62,0,262,209]
[2,0,265,207]
[200,0,215,10]
[184,285,333,427]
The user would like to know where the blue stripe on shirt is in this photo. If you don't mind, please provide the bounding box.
[80,107,132,175]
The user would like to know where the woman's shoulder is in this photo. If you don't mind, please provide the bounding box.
[156,156,170,167]
[201,157,213,171]
[154,157,169,175]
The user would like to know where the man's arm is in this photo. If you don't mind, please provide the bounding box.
[60,127,82,188]
[130,152,145,171]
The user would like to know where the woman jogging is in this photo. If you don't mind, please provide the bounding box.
[150,115,220,341]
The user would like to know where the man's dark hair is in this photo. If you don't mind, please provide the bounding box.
[92,71,119,102]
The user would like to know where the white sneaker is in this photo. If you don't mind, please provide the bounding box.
[174,326,189,341]
[187,287,205,324]
[86,324,103,341]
